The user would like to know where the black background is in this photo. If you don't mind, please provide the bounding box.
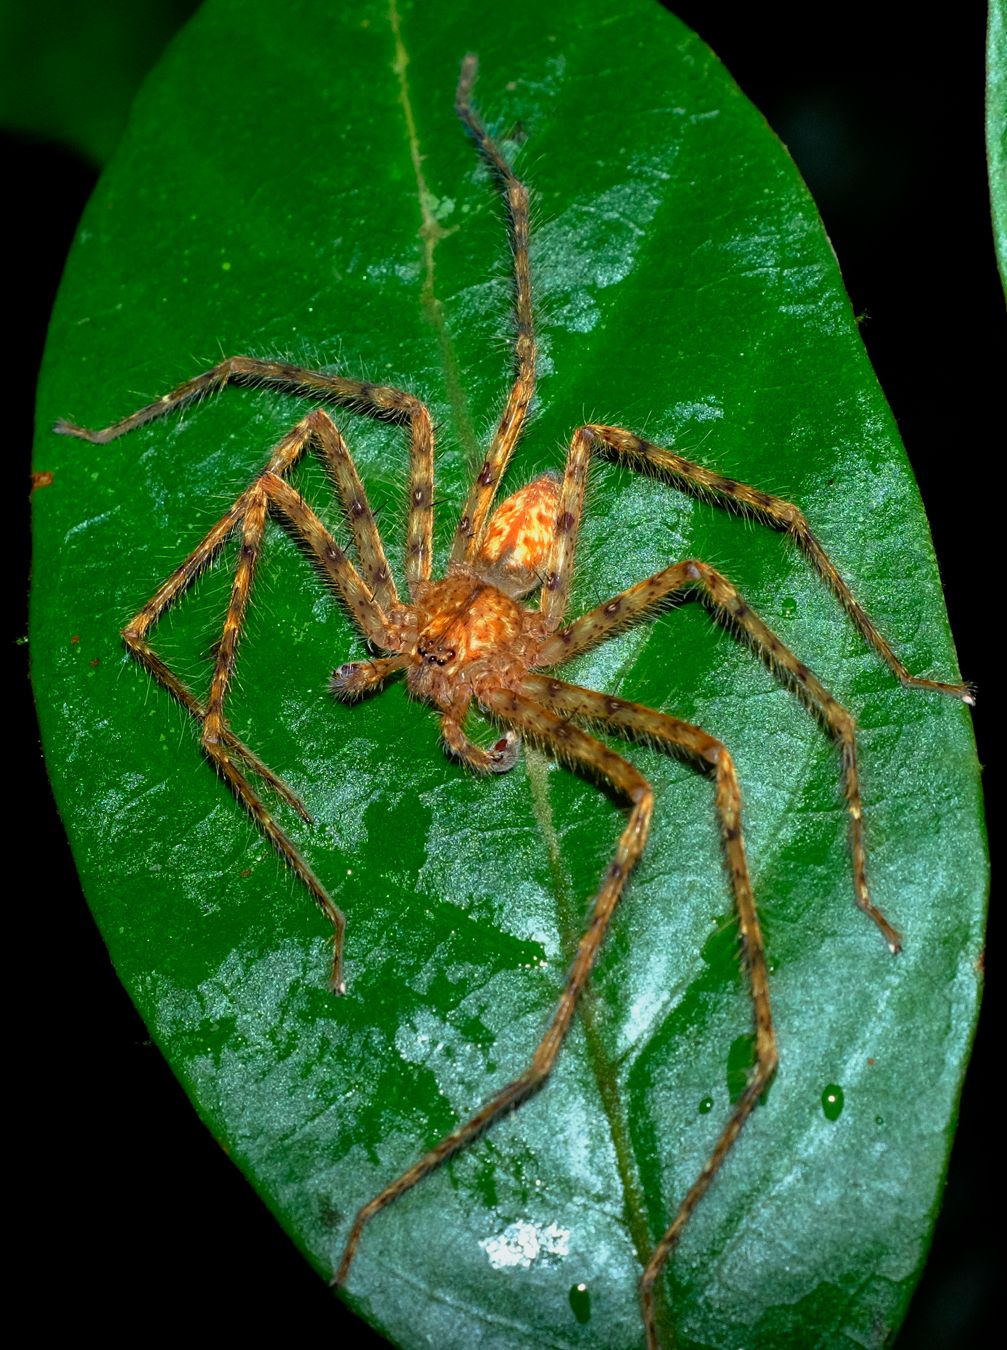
[15,3,997,1344]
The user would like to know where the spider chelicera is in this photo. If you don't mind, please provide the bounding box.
[55,53,972,1350]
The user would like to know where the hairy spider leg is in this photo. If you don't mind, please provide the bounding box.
[537,553,899,950]
[537,416,892,940]
[306,412,399,611]
[538,425,593,629]
[116,511,310,818]
[451,54,538,563]
[116,411,404,993]
[55,357,436,594]
[581,424,974,703]
[333,687,656,1287]
[517,673,778,1350]
[330,655,410,701]
[532,416,969,946]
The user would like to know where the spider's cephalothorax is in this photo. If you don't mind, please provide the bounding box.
[55,52,971,1350]
[408,566,538,705]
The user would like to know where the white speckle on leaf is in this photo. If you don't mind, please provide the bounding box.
[669,397,724,425]
[479,1219,571,1269]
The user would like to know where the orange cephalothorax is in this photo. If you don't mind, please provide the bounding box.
[475,472,560,597]
[407,573,526,707]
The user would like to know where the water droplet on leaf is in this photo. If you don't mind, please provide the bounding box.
[569,1281,591,1323]
[821,1083,844,1120]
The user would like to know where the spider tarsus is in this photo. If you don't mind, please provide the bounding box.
[902,673,975,704]
[329,664,359,698]
[488,730,520,773]
[241,762,313,824]
[457,52,479,101]
[331,1241,355,1288]
[329,933,347,997]
[329,958,347,997]
[53,417,97,442]
[869,912,902,954]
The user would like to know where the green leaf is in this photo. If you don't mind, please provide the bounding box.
[32,1,985,1347]
[989,0,1007,295]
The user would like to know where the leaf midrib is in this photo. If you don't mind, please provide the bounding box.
[390,0,479,467]
[524,750,655,1288]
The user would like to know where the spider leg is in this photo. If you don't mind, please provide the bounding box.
[259,472,397,648]
[517,673,777,1350]
[213,726,314,822]
[451,55,537,564]
[305,411,399,611]
[538,426,594,630]
[208,540,345,979]
[577,423,972,702]
[333,688,653,1289]
[54,356,434,593]
[122,415,407,992]
[124,623,313,823]
[330,655,408,701]
[124,412,399,650]
[157,475,351,992]
[119,483,313,822]
[121,411,397,722]
[539,558,901,950]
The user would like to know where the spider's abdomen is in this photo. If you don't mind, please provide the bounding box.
[474,472,560,598]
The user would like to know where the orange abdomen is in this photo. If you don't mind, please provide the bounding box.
[476,473,560,597]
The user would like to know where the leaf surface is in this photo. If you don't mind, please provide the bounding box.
[989,0,1007,293]
[32,1,985,1346]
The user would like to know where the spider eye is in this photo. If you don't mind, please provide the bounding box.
[419,642,455,666]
